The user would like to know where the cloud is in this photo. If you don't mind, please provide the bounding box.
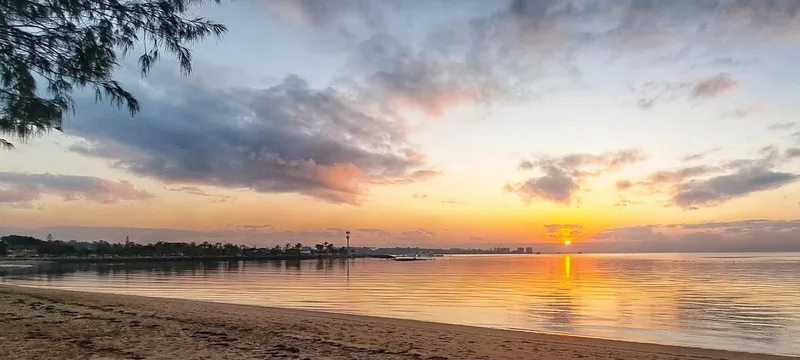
[238,224,273,231]
[265,0,361,28]
[0,173,152,206]
[648,166,719,185]
[794,132,800,144]
[544,224,582,241]
[518,160,534,170]
[720,103,765,118]
[635,74,738,109]
[592,219,800,252]
[614,198,645,207]
[680,148,722,162]
[691,74,738,98]
[166,186,235,203]
[506,167,578,204]
[346,34,522,118]
[507,150,645,205]
[672,167,798,208]
[619,148,800,208]
[785,148,800,160]
[615,180,634,190]
[262,0,800,116]
[634,80,692,109]
[767,122,796,131]
[255,0,799,119]
[68,74,436,205]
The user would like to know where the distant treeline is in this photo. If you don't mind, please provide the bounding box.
[0,235,350,258]
[0,234,535,258]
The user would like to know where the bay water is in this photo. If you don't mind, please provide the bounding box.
[2,253,799,356]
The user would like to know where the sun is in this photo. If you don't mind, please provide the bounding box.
[564,240,572,245]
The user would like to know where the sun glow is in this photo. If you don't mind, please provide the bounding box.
[564,240,572,245]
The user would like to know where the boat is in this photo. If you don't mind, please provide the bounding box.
[391,253,436,261]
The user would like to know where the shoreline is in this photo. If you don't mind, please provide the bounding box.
[0,285,792,360]
[0,254,394,263]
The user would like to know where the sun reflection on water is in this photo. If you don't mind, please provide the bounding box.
[565,255,571,279]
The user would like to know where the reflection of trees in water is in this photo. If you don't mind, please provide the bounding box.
[285,259,302,270]
[0,261,243,278]
[1,258,354,280]
[675,291,790,344]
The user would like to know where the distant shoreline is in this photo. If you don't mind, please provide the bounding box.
[0,254,394,263]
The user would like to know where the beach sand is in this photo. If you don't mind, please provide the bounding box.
[0,285,791,360]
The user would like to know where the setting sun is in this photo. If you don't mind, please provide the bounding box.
[564,240,572,245]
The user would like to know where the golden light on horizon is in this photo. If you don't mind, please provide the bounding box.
[564,240,572,245]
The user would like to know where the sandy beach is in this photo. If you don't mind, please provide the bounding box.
[0,285,791,360]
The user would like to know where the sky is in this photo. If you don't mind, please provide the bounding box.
[2,0,800,251]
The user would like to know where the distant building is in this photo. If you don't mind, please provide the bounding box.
[10,249,37,257]
[299,246,313,255]
[516,247,525,253]
[495,247,511,253]
[525,247,533,254]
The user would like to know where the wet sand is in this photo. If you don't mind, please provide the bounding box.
[0,285,791,360]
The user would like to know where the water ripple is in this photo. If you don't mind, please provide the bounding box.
[2,253,799,356]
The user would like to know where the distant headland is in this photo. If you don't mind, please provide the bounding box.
[0,234,562,263]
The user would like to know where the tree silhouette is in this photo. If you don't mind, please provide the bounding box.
[0,0,227,148]
[0,233,355,258]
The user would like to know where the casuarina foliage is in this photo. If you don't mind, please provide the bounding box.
[0,0,227,149]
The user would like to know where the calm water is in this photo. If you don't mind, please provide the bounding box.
[2,253,799,356]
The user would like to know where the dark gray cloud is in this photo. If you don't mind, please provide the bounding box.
[592,219,800,252]
[67,75,435,204]
[672,167,798,208]
[506,167,579,204]
[619,148,800,208]
[507,150,645,205]
[767,122,796,131]
[0,173,152,205]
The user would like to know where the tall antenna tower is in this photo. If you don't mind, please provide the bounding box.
[345,231,351,257]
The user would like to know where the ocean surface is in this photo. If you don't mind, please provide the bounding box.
[2,253,799,356]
